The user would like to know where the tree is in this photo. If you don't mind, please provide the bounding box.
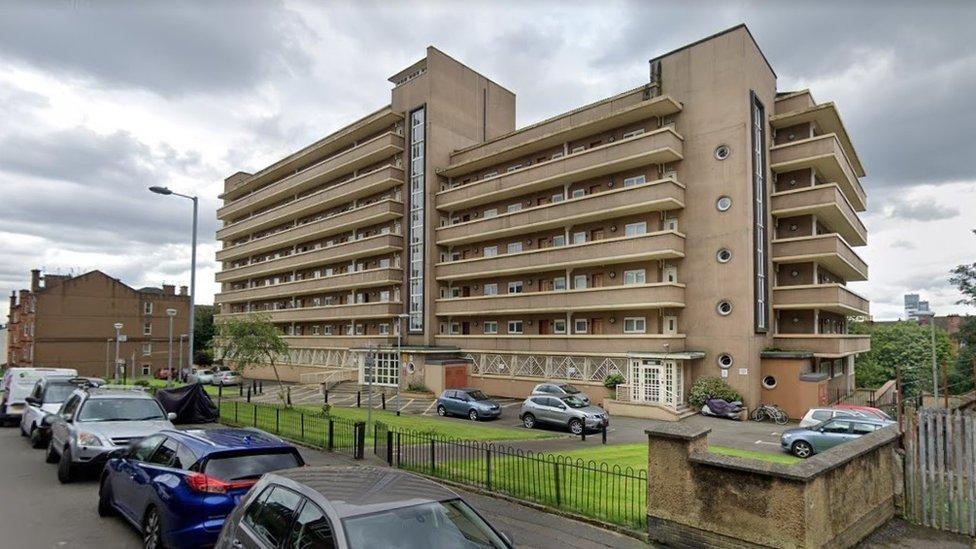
[950,263,976,306]
[194,305,215,354]
[854,321,953,397]
[947,316,976,394]
[218,314,290,405]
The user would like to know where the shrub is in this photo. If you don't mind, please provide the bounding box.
[133,379,151,388]
[407,381,431,393]
[603,373,625,390]
[688,377,743,409]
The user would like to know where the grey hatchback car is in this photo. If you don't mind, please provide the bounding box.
[436,388,501,421]
[520,394,608,435]
[781,417,893,458]
[215,466,513,548]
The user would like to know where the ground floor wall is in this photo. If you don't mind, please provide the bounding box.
[31,339,183,378]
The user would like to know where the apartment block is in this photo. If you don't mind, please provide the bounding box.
[6,270,192,378]
[215,25,870,420]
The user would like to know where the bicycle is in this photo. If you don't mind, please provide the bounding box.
[751,403,789,425]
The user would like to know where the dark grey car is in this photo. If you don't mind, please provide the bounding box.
[215,466,513,548]
[436,388,501,421]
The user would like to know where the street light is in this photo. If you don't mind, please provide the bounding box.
[178,334,187,382]
[113,323,124,382]
[394,313,410,416]
[149,185,198,377]
[166,309,177,387]
[917,310,938,403]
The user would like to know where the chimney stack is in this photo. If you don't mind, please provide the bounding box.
[179,285,188,296]
[30,269,41,292]
[162,284,175,295]
[9,291,16,310]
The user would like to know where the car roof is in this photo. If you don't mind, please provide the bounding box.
[270,466,458,519]
[161,428,295,456]
[821,416,890,426]
[83,387,155,399]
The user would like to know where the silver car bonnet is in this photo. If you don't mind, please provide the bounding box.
[77,419,175,442]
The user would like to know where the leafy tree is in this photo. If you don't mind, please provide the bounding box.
[947,316,976,394]
[218,314,290,405]
[194,305,215,354]
[854,321,953,396]
[950,263,976,306]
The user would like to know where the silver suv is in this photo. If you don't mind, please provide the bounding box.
[44,385,175,483]
[531,382,590,406]
[520,394,608,435]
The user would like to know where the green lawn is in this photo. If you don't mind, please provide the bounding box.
[709,445,801,465]
[121,378,224,396]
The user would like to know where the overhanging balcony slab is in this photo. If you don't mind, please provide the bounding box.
[771,184,866,246]
[771,134,866,211]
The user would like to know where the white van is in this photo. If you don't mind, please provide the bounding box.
[0,368,78,425]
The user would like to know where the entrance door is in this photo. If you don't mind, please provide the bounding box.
[630,359,682,406]
[591,273,604,287]
[591,318,604,335]
[539,320,550,335]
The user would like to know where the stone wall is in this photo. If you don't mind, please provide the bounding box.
[645,423,900,548]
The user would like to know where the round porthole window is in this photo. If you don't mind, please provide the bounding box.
[717,300,733,316]
[716,248,732,263]
[714,145,731,160]
[789,223,798,232]
[717,354,734,369]
[716,196,733,212]
[762,375,778,390]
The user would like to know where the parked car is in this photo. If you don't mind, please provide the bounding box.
[436,388,501,421]
[520,394,608,435]
[531,382,590,406]
[44,385,176,483]
[98,428,304,548]
[798,407,870,428]
[781,417,894,458]
[832,404,893,421]
[215,466,513,548]
[187,369,215,385]
[20,376,83,447]
[210,367,232,385]
[181,367,201,383]
[213,370,241,386]
[0,367,78,426]
[154,368,176,381]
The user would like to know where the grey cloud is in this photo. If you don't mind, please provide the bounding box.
[890,239,915,249]
[886,198,960,222]
[0,1,312,97]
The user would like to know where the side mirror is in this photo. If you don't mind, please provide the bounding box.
[41,414,56,427]
[106,448,128,461]
[25,396,40,406]
[166,412,177,421]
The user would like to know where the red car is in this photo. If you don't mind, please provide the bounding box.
[832,404,892,421]
[154,368,175,380]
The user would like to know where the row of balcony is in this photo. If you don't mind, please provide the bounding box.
[770,133,866,211]
[435,283,685,316]
[217,301,402,323]
[215,268,403,304]
[770,183,866,247]
[771,233,868,281]
[435,334,686,354]
[771,334,871,357]
[772,284,870,316]
[436,127,684,211]
[435,178,684,246]
[770,98,865,178]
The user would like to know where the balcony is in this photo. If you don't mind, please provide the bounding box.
[219,131,404,220]
[217,166,404,241]
[436,283,684,316]
[442,94,682,177]
[436,178,685,246]
[435,334,686,354]
[771,234,867,281]
[215,268,403,304]
[281,335,396,350]
[769,102,865,178]
[220,302,401,323]
[772,334,871,357]
[770,134,866,211]
[770,184,866,246]
[215,234,403,283]
[436,128,684,211]
[435,230,685,282]
[217,199,403,262]
[772,284,870,316]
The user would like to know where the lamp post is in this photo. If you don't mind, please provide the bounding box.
[149,186,197,376]
[178,334,187,382]
[113,323,124,382]
[166,309,177,387]
[394,313,409,416]
[105,338,112,380]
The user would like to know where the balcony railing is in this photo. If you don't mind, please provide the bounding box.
[217,166,404,241]
[215,268,403,304]
[769,102,865,178]
[435,334,686,354]
[281,335,396,349]
[770,134,866,211]
[435,128,683,211]
[772,334,871,357]
[771,183,866,246]
[435,283,684,316]
[219,301,401,323]
[772,284,870,316]
[435,230,685,282]
[217,199,403,262]
[436,178,685,246]
[219,131,404,219]
[771,234,868,281]
[215,234,403,283]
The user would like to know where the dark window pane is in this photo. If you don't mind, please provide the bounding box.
[131,435,165,462]
[289,501,335,549]
[149,438,179,466]
[246,486,302,547]
[204,451,302,481]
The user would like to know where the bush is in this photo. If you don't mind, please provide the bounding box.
[688,377,743,409]
[133,379,151,388]
[407,381,431,393]
[603,373,625,390]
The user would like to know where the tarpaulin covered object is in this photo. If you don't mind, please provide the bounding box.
[154,383,218,424]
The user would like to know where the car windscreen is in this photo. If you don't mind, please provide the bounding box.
[561,396,587,408]
[42,384,76,403]
[559,384,580,394]
[76,398,166,422]
[203,450,302,481]
[342,499,509,549]
[466,390,489,401]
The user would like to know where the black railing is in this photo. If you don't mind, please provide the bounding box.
[374,421,647,532]
[218,400,365,459]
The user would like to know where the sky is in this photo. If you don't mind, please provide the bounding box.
[0,0,974,322]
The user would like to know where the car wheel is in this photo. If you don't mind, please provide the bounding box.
[45,439,59,463]
[30,426,45,449]
[522,413,536,429]
[143,506,165,549]
[569,419,584,435]
[57,446,75,484]
[468,409,479,421]
[791,440,814,459]
[98,476,115,517]
[436,405,447,417]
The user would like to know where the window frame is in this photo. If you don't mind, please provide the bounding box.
[574,318,589,334]
[507,320,524,335]
[623,317,646,334]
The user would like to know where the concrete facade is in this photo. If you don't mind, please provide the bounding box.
[214,25,870,417]
[6,270,191,378]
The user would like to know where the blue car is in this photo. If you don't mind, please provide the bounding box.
[780,416,893,458]
[98,428,304,548]
[436,388,501,421]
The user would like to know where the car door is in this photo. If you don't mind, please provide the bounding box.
[113,434,166,520]
[453,391,471,415]
[288,499,337,548]
[548,397,570,425]
[22,382,44,430]
[50,394,81,451]
[129,437,183,521]
[237,485,303,549]
[814,419,854,452]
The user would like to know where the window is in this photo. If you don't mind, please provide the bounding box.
[244,486,303,547]
[143,301,153,315]
[483,171,498,178]
[623,175,645,187]
[142,343,152,356]
[553,320,567,334]
[143,321,152,336]
[408,106,426,334]
[716,196,733,211]
[378,258,390,268]
[507,242,523,254]
[821,420,851,434]
[552,193,565,203]
[751,92,769,333]
[811,410,832,422]
[507,203,522,214]
[322,325,333,335]
[574,319,589,334]
[141,364,151,376]
[573,275,588,289]
[449,323,460,335]
[716,248,732,263]
[355,324,364,336]
[288,502,335,549]
[718,354,734,369]
[852,422,878,435]
[553,277,567,291]
[571,188,586,199]
[571,146,585,154]
[762,375,777,389]
[664,217,678,231]
[714,144,731,160]
[483,245,498,257]
[507,164,522,172]
[148,437,180,467]
[572,232,587,245]
[508,281,523,294]
[483,321,498,335]
[130,434,165,462]
[483,283,498,296]
[507,321,523,334]
[624,269,647,284]
[378,324,390,335]
[624,317,646,334]
[663,266,678,283]
[551,152,564,160]
[623,128,645,139]
[552,234,566,247]
[663,316,678,334]
[717,300,733,316]
[624,222,646,237]
[483,208,497,218]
